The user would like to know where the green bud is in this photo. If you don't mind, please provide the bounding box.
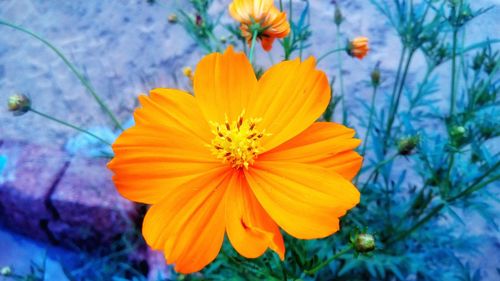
[370,63,381,87]
[354,233,375,253]
[334,4,343,26]
[397,135,420,155]
[450,126,466,139]
[8,94,31,116]
[0,266,12,276]
[472,52,485,71]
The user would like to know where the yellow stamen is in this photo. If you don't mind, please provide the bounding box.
[209,112,267,169]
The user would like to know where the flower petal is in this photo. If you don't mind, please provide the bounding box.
[108,89,221,204]
[247,58,330,151]
[142,167,231,274]
[245,162,360,239]
[229,0,274,22]
[193,46,257,123]
[225,171,285,259]
[260,122,362,180]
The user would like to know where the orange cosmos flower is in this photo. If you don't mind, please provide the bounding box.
[108,46,362,274]
[347,36,369,59]
[229,0,290,51]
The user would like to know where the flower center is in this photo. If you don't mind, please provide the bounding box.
[209,112,266,169]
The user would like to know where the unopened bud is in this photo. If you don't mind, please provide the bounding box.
[334,4,343,26]
[398,135,420,155]
[167,14,178,24]
[346,37,369,60]
[0,266,12,276]
[8,94,31,116]
[370,63,381,87]
[354,233,375,253]
[450,125,466,139]
[472,52,485,71]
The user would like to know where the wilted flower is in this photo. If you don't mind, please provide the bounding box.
[109,47,362,273]
[347,37,369,59]
[229,0,290,51]
[8,94,31,116]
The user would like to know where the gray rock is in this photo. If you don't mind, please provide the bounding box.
[48,157,137,249]
[0,140,69,241]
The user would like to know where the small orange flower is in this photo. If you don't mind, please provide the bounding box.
[347,37,369,59]
[229,0,290,51]
[108,46,362,273]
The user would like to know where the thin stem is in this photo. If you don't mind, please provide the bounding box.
[449,28,459,117]
[29,108,112,146]
[360,86,379,157]
[361,153,398,192]
[388,203,445,244]
[388,47,407,116]
[316,48,345,64]
[248,29,258,64]
[0,19,123,131]
[388,169,500,244]
[354,86,379,186]
[305,245,353,275]
[384,50,415,150]
[336,25,347,125]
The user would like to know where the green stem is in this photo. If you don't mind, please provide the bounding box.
[316,48,345,64]
[360,86,379,157]
[0,19,123,131]
[449,28,459,117]
[248,29,258,64]
[388,204,445,244]
[336,25,347,125]
[305,245,353,275]
[354,86,378,186]
[384,50,415,151]
[361,153,398,192]
[388,169,499,244]
[29,108,112,146]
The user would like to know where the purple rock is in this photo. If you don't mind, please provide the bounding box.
[0,140,69,241]
[48,157,137,249]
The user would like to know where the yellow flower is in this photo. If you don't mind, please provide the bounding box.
[347,37,369,59]
[229,0,290,51]
[108,46,362,273]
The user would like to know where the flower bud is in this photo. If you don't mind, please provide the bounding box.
[398,135,420,155]
[167,14,178,24]
[472,52,485,71]
[346,37,369,60]
[450,126,466,141]
[0,266,12,276]
[370,63,381,87]
[354,233,375,253]
[334,4,343,26]
[8,94,31,116]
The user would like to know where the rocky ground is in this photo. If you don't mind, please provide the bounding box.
[0,0,498,280]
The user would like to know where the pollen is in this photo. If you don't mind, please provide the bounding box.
[209,112,267,169]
